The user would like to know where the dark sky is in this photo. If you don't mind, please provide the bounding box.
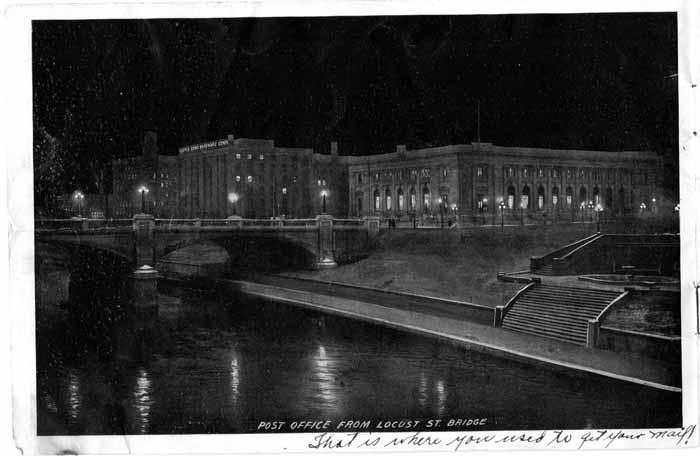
[32,14,678,194]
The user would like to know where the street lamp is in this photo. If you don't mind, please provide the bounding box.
[73,191,84,217]
[437,197,444,229]
[228,191,239,216]
[321,189,328,214]
[595,203,604,232]
[499,200,506,228]
[652,197,657,215]
[588,200,594,222]
[579,202,586,223]
[640,202,647,216]
[138,186,149,214]
[482,197,488,224]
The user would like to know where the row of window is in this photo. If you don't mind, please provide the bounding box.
[501,166,645,183]
[357,186,451,213]
[234,153,265,160]
[355,167,451,184]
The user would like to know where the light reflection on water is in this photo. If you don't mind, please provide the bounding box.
[230,352,240,407]
[36,285,682,435]
[132,368,153,434]
[312,345,339,413]
[434,379,447,416]
[417,372,428,409]
[66,371,81,425]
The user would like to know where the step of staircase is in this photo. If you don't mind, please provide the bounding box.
[502,283,622,345]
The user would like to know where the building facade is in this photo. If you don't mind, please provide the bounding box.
[176,136,347,219]
[346,142,662,221]
[111,134,662,221]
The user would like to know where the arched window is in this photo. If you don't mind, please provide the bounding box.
[605,187,613,211]
[409,187,416,210]
[552,186,559,207]
[385,188,392,211]
[422,185,431,211]
[507,185,515,209]
[355,191,364,215]
[537,186,545,210]
[579,186,587,205]
[374,189,381,212]
[521,185,530,209]
[593,186,600,205]
[397,188,405,211]
[566,186,573,208]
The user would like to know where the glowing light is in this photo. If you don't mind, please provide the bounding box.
[138,185,149,194]
[227,192,239,204]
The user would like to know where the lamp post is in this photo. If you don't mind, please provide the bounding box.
[74,191,84,217]
[482,197,488,225]
[228,191,239,216]
[595,203,604,232]
[579,202,586,223]
[520,201,524,226]
[652,197,657,215]
[437,197,444,229]
[138,186,149,214]
[640,202,647,216]
[321,189,328,214]
[499,200,506,228]
[588,201,594,222]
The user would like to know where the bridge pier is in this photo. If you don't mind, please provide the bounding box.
[131,265,159,315]
[132,214,159,315]
[315,214,337,269]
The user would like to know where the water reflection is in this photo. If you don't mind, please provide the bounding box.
[435,378,447,416]
[230,352,240,406]
[36,285,683,434]
[66,370,82,426]
[312,345,339,412]
[417,372,428,408]
[132,368,153,434]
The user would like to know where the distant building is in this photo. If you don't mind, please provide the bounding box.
[111,131,179,218]
[111,134,662,220]
[346,142,663,221]
[176,136,347,218]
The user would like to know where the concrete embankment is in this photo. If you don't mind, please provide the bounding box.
[158,266,680,392]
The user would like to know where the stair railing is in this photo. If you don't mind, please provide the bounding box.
[494,278,540,327]
[585,289,631,348]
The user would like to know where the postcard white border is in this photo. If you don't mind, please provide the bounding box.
[3,0,699,454]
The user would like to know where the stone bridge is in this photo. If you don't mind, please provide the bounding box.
[35,214,381,270]
[36,214,380,313]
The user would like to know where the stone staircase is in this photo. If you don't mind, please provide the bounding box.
[502,284,623,345]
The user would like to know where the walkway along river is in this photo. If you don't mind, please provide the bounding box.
[36,280,681,435]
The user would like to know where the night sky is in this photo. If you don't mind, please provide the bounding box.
[32,13,678,197]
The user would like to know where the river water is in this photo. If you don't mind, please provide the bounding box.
[36,282,682,435]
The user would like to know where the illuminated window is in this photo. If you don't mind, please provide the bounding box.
[422,168,431,178]
[282,187,287,194]
[236,175,241,182]
[236,153,241,159]
[247,154,252,160]
[259,154,264,160]
[247,176,253,183]
[442,167,448,177]
[477,167,483,177]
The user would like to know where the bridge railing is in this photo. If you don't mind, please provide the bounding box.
[35,218,133,231]
[333,218,366,229]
